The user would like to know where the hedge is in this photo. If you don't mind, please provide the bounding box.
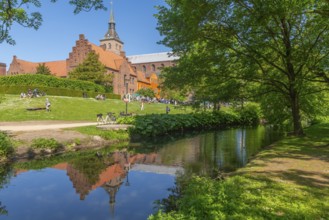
[0,74,104,92]
[117,110,259,137]
[0,85,120,99]
[0,75,121,99]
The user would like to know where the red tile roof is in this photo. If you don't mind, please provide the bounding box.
[88,42,123,71]
[14,58,67,76]
[137,70,150,84]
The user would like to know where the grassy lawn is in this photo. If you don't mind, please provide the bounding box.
[231,122,329,218]
[0,94,191,121]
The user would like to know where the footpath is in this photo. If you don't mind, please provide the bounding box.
[0,121,98,132]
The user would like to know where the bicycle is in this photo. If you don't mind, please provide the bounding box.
[105,112,116,124]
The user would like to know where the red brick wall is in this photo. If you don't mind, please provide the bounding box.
[67,34,93,73]
[131,60,175,77]
[116,60,138,97]
[0,63,6,75]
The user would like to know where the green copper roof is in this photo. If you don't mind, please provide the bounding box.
[110,1,115,23]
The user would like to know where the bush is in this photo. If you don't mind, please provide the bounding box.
[125,110,256,137]
[0,75,121,99]
[31,138,61,151]
[0,74,104,91]
[0,132,14,160]
[238,103,261,125]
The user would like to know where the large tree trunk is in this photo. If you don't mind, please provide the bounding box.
[281,18,304,136]
[290,89,304,136]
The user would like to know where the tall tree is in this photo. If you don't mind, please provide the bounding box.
[156,0,329,136]
[36,63,51,75]
[68,51,112,89]
[0,0,106,44]
[137,88,156,98]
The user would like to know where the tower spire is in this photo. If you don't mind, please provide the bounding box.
[100,0,124,55]
[110,1,115,23]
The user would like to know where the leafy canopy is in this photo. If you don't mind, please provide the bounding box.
[0,0,106,44]
[68,51,111,88]
[137,88,156,98]
[156,0,329,135]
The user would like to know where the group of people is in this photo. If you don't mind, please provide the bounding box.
[95,94,106,100]
[20,88,45,99]
[139,100,170,114]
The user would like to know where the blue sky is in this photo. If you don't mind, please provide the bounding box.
[0,0,169,70]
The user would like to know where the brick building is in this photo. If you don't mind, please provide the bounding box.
[7,5,178,98]
[0,63,6,76]
[127,52,178,97]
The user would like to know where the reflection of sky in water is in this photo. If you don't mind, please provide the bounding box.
[0,127,281,220]
[0,169,175,220]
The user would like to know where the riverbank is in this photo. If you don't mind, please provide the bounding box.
[149,122,329,219]
[0,121,130,161]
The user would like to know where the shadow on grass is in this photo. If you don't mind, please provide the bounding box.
[254,132,329,164]
[242,169,329,189]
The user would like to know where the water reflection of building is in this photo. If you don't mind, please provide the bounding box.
[37,151,182,214]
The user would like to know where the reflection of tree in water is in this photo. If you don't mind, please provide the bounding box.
[68,154,114,199]
[0,163,13,216]
[0,202,8,215]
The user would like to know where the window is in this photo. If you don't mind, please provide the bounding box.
[108,43,111,49]
[152,64,156,72]
[143,65,146,72]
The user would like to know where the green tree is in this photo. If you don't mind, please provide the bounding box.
[68,51,111,89]
[156,0,329,136]
[36,63,51,75]
[0,0,106,44]
[137,88,156,98]
[159,86,186,103]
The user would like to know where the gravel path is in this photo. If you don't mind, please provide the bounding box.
[0,121,98,132]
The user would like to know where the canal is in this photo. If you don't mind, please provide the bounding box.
[0,126,282,220]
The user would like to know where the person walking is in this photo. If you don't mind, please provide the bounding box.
[45,98,51,112]
[166,105,170,114]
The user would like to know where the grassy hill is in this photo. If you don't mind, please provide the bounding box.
[0,94,190,121]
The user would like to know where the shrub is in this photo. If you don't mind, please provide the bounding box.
[0,74,104,92]
[31,138,61,151]
[0,132,14,159]
[125,110,256,137]
[238,103,261,125]
[0,75,120,99]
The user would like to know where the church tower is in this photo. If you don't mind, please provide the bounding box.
[100,2,124,55]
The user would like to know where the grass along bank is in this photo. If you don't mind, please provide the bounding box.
[149,122,329,220]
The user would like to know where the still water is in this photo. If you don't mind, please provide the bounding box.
[0,126,281,220]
